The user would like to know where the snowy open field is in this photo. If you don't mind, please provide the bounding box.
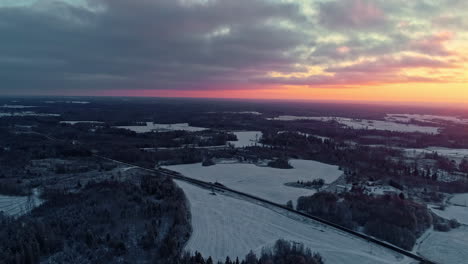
[451,193,468,207]
[228,131,262,148]
[1,105,36,109]
[429,205,468,225]
[44,101,90,104]
[60,121,104,125]
[268,116,440,134]
[176,180,411,263]
[278,131,330,142]
[416,226,468,264]
[166,159,342,205]
[116,122,207,133]
[429,193,468,225]
[0,111,60,118]
[403,147,468,166]
[0,190,43,217]
[386,114,468,125]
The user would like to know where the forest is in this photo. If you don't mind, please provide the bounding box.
[179,240,324,264]
[0,176,191,264]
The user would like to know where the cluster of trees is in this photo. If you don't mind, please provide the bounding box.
[179,240,324,264]
[297,190,433,250]
[0,177,191,264]
[295,179,325,191]
[267,158,293,169]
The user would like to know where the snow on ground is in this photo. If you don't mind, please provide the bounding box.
[277,131,330,142]
[366,185,401,196]
[176,180,411,263]
[166,159,342,205]
[403,147,468,165]
[0,189,43,217]
[233,111,262,115]
[429,193,468,225]
[228,131,262,148]
[268,116,440,134]
[416,226,468,264]
[60,121,104,125]
[386,114,468,125]
[1,104,36,109]
[44,101,90,104]
[206,111,262,115]
[451,193,468,207]
[429,205,468,225]
[116,122,207,133]
[141,131,262,150]
[0,111,60,118]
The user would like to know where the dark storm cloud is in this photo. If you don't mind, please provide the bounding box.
[0,0,309,92]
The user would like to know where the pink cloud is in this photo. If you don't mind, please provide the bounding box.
[337,46,351,54]
[411,31,456,56]
[350,0,385,25]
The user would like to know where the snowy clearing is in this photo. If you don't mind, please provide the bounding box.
[176,180,411,263]
[231,111,262,115]
[60,121,104,125]
[0,111,60,118]
[417,226,468,264]
[44,101,90,104]
[386,114,468,125]
[403,147,468,164]
[428,193,468,225]
[115,122,207,133]
[278,131,330,142]
[0,190,43,217]
[429,205,468,225]
[450,193,468,207]
[166,159,342,205]
[208,111,262,115]
[228,131,262,148]
[268,116,440,134]
[366,185,401,196]
[1,104,36,109]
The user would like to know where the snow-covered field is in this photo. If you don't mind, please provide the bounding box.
[116,122,207,133]
[1,104,36,109]
[403,147,468,165]
[268,116,440,134]
[60,121,104,125]
[417,226,468,264]
[429,205,468,225]
[451,193,468,207]
[166,160,342,205]
[228,131,262,148]
[0,190,43,217]
[278,131,330,142]
[386,114,468,125]
[0,111,60,118]
[176,180,411,263]
[366,185,401,196]
[428,193,468,225]
[44,101,90,104]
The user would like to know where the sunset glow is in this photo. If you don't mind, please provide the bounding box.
[1,0,468,104]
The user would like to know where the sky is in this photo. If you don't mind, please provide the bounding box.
[1,0,467,104]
